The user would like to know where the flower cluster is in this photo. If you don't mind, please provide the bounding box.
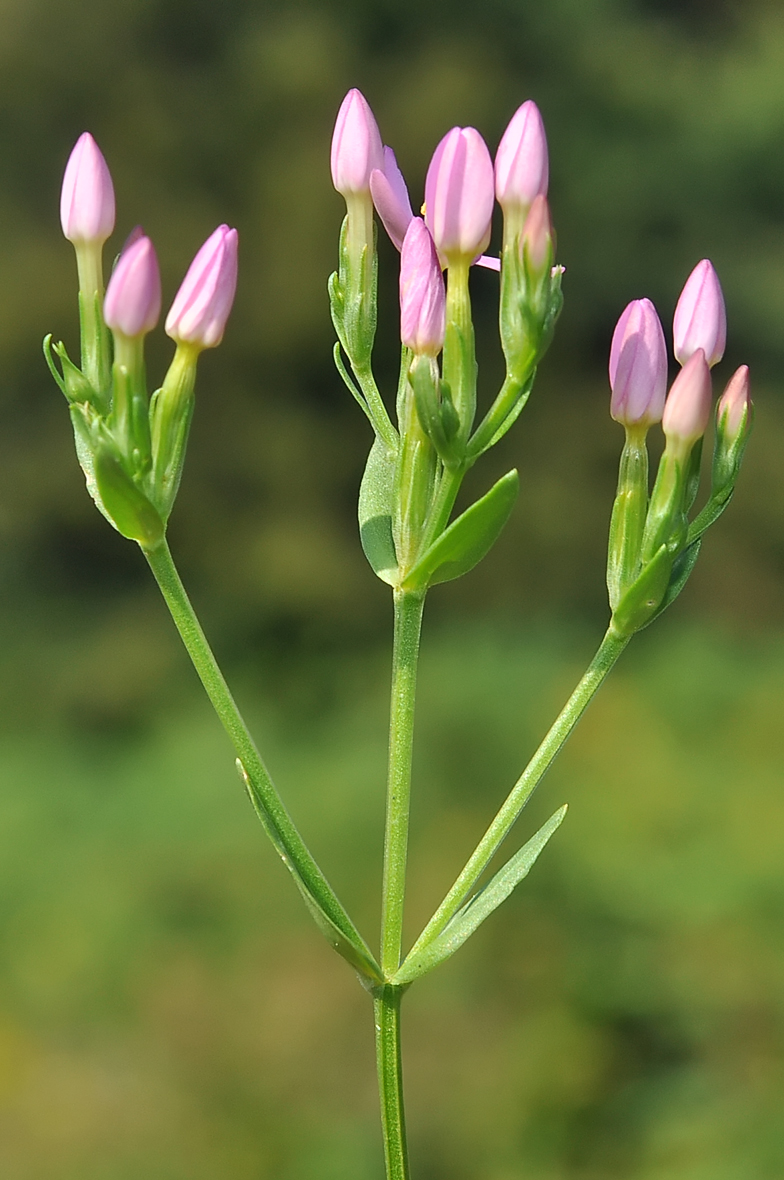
[48,132,238,547]
[606,261,752,634]
[329,90,561,589]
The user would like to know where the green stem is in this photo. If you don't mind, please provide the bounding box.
[403,627,630,964]
[381,589,426,975]
[374,986,410,1180]
[142,537,369,954]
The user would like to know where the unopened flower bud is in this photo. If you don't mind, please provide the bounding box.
[400,219,445,356]
[716,364,751,442]
[662,348,712,446]
[609,298,667,427]
[520,194,553,273]
[495,100,549,213]
[104,234,161,338]
[60,132,115,245]
[331,89,384,197]
[370,146,414,250]
[165,224,238,350]
[424,127,495,262]
[673,259,726,368]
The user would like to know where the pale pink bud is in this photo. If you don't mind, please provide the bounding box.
[330,89,384,197]
[609,298,667,427]
[424,127,495,261]
[673,259,726,367]
[103,235,161,337]
[662,349,712,445]
[520,194,552,272]
[60,132,116,245]
[495,100,549,212]
[165,224,238,349]
[399,218,445,356]
[370,146,414,250]
[717,364,751,442]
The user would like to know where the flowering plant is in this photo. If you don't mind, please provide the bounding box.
[46,98,752,1179]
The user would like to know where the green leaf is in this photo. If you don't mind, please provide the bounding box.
[93,446,165,547]
[642,537,702,628]
[393,805,567,985]
[237,760,383,987]
[402,469,519,591]
[610,541,673,637]
[358,437,398,585]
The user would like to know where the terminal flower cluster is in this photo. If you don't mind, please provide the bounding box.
[47,132,238,548]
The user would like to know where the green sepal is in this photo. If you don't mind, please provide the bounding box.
[411,359,462,467]
[682,436,704,516]
[329,213,378,372]
[402,469,519,592]
[610,541,674,637]
[68,402,116,527]
[45,336,102,407]
[237,760,384,988]
[443,318,477,445]
[392,805,567,986]
[358,437,399,585]
[712,400,753,497]
[92,446,165,547]
[606,429,649,611]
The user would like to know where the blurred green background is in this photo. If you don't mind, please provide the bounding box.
[1,0,784,1176]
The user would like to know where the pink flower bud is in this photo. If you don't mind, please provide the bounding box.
[424,127,495,261]
[330,89,384,197]
[609,298,667,427]
[673,259,726,368]
[104,234,161,338]
[400,218,445,356]
[495,100,549,212]
[662,349,712,445]
[165,224,238,349]
[717,364,751,442]
[60,132,116,245]
[520,194,553,272]
[370,146,414,250]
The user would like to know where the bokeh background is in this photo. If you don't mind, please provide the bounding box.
[1,0,784,1176]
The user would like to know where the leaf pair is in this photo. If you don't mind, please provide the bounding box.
[358,436,520,592]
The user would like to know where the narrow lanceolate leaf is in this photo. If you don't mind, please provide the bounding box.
[358,436,398,585]
[392,805,567,985]
[402,469,519,591]
[237,760,384,987]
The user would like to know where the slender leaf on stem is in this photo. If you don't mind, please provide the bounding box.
[393,806,567,985]
[402,469,519,591]
[237,760,383,986]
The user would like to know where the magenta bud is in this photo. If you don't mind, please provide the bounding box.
[399,218,445,356]
[717,364,751,442]
[424,127,495,261]
[495,100,549,212]
[673,259,726,368]
[609,298,668,427]
[520,194,553,272]
[370,146,414,250]
[662,349,712,445]
[165,224,238,349]
[103,234,161,338]
[60,132,116,245]
[330,89,384,197]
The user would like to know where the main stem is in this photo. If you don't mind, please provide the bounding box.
[381,589,426,974]
[376,588,425,1180]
